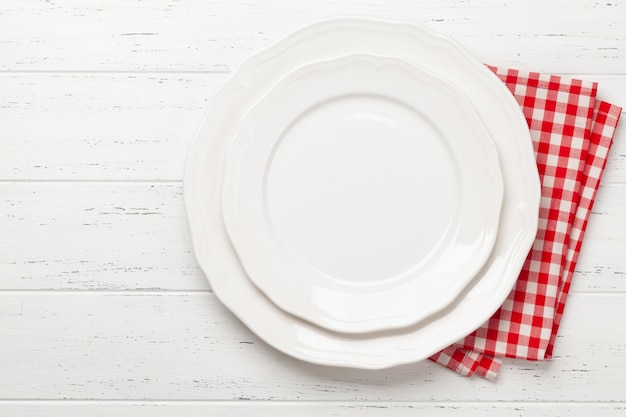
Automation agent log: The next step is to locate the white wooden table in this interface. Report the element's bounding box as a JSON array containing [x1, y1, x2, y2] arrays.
[[2, 1, 625, 415]]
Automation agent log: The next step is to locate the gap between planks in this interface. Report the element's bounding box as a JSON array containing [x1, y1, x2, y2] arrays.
[[0, 400, 624, 405]]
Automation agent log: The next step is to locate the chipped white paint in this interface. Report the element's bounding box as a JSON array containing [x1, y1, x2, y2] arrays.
[[0, 0, 624, 73], [1, 293, 626, 401], [0, 0, 625, 414]]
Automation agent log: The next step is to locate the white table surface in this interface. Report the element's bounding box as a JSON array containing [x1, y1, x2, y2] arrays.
[[1, 1, 625, 415]]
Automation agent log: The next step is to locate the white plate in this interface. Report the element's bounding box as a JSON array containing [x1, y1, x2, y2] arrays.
[[184, 18, 540, 368], [222, 54, 503, 333]]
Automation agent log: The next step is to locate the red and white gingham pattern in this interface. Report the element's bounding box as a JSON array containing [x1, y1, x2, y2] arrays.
[[430, 67, 622, 379], [547, 101, 622, 357]]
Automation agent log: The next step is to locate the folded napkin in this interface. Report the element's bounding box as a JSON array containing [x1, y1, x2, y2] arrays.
[[429, 67, 622, 380]]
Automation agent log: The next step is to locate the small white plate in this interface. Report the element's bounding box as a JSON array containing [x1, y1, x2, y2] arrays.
[[184, 18, 540, 368], [222, 54, 503, 333]]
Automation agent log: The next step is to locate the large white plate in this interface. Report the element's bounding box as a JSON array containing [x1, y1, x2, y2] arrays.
[[222, 54, 503, 334], [184, 18, 540, 368]]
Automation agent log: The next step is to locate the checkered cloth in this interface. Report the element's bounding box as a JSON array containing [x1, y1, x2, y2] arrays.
[[429, 67, 622, 380]]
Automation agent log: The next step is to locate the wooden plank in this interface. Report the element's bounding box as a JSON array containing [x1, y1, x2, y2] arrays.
[[0, 73, 219, 181], [0, 73, 624, 182], [0, 292, 625, 400], [0, 401, 624, 417], [2, 182, 625, 291], [0, 182, 208, 290], [0, 0, 624, 73]]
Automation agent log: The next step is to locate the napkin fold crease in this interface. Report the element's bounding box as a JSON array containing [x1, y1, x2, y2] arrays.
[[430, 67, 622, 380]]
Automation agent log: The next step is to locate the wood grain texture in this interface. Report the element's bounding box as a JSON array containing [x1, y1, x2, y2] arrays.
[[1, 0, 624, 73], [0, 182, 206, 290], [0, 73, 216, 181], [0, 402, 625, 417], [1, 73, 624, 181], [1, 292, 625, 401], [2, 182, 625, 291]]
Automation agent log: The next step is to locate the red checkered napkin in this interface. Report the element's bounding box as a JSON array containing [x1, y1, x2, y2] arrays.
[[430, 67, 622, 380]]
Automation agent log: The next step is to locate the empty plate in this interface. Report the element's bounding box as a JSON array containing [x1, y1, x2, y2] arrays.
[[222, 54, 503, 333]]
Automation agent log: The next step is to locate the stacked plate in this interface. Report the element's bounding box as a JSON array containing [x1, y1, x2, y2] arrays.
[[184, 18, 541, 369]]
